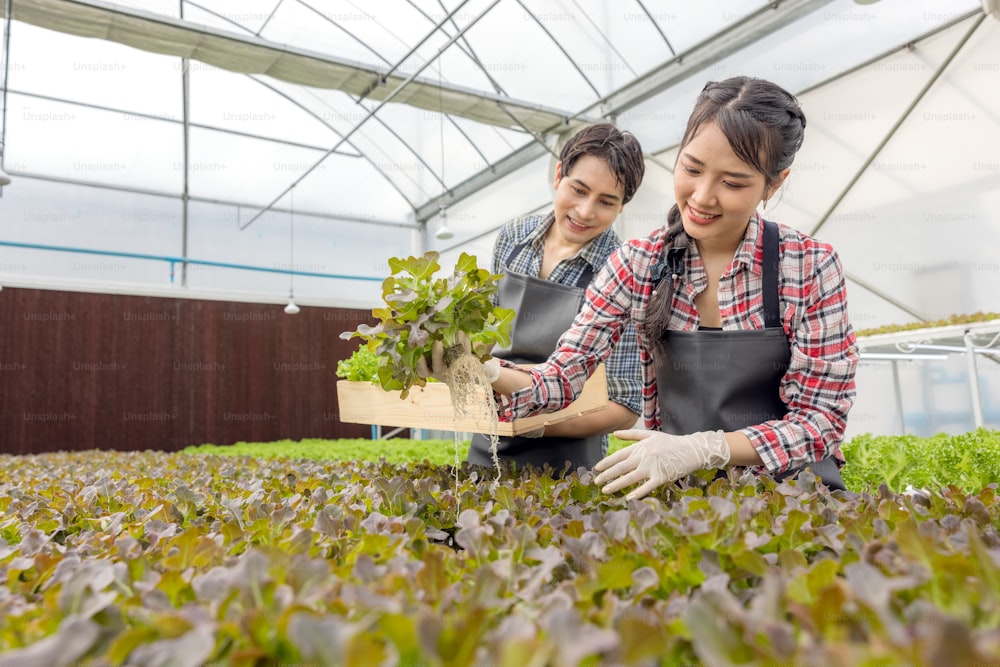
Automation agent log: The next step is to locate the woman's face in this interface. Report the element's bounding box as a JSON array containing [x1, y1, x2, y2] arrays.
[[673, 121, 783, 252], [550, 155, 625, 249]]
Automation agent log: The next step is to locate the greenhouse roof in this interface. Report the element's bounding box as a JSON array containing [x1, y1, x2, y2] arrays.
[[0, 0, 997, 324]]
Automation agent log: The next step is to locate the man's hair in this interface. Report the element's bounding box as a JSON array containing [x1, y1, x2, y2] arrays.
[[558, 123, 646, 204]]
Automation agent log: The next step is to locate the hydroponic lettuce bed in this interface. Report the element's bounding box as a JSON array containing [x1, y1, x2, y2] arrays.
[[0, 451, 998, 666]]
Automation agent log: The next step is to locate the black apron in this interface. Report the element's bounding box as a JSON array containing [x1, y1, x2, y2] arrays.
[[651, 220, 845, 490], [467, 238, 606, 474]]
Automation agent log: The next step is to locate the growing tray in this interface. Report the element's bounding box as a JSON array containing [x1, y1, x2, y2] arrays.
[[336, 364, 608, 436]]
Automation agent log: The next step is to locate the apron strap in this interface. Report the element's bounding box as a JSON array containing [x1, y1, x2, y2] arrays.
[[506, 238, 595, 289], [761, 219, 781, 329], [651, 221, 780, 327]]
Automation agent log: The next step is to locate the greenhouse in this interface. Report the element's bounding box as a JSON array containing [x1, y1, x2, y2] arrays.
[[1, 0, 999, 664]]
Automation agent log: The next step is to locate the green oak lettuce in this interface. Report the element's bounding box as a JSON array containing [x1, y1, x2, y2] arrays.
[[340, 251, 514, 397]]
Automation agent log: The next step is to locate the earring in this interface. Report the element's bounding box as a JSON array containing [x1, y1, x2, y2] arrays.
[[762, 198, 768, 211]]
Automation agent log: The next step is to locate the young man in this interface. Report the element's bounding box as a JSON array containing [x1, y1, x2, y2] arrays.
[[466, 123, 647, 474]]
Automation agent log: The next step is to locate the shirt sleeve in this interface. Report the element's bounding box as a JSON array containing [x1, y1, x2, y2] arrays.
[[741, 246, 859, 474], [603, 320, 642, 416], [505, 245, 636, 418], [489, 222, 513, 308]]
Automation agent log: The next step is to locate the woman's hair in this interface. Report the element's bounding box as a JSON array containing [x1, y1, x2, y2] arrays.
[[682, 76, 806, 189], [646, 76, 807, 338], [666, 76, 807, 240], [559, 123, 646, 205]]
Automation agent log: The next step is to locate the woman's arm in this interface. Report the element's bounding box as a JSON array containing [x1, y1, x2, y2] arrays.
[[497, 245, 637, 417], [543, 402, 639, 437], [740, 244, 859, 474], [724, 431, 764, 466], [540, 316, 643, 437], [493, 365, 532, 396]]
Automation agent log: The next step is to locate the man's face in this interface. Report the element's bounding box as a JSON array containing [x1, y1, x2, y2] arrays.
[[550, 155, 626, 249]]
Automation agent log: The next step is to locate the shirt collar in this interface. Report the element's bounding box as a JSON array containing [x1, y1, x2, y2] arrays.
[[532, 211, 623, 270], [732, 212, 766, 275], [524, 213, 554, 247]]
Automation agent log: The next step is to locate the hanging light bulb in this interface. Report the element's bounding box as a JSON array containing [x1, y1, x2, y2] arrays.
[[284, 293, 300, 315], [283, 190, 299, 314], [435, 204, 454, 240]]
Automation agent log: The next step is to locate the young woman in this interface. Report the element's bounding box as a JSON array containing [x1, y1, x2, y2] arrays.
[[492, 76, 859, 499]]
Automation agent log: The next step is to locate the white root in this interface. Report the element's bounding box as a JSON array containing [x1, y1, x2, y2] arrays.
[[445, 352, 502, 481]]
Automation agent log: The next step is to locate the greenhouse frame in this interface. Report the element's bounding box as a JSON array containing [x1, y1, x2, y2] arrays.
[[3, 2, 1000, 665], [1, 0, 998, 454]]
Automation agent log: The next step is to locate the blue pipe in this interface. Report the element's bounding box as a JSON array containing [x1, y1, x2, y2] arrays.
[[0, 240, 384, 282]]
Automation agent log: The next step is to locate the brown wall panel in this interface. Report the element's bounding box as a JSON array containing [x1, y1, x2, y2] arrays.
[[0, 287, 377, 454]]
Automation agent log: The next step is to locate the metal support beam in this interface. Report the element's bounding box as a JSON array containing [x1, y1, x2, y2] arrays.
[[415, 0, 836, 222], [809, 12, 987, 237], [179, 0, 189, 287], [891, 360, 906, 435], [844, 272, 929, 323], [586, 0, 836, 116], [239, 0, 494, 230], [3, 0, 581, 133], [415, 140, 555, 222], [964, 331, 985, 428], [5, 169, 412, 228]]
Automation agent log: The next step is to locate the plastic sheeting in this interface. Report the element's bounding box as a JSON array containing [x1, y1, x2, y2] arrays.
[[0, 0, 996, 320]]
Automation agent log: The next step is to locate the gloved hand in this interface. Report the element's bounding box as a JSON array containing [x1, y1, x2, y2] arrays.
[[592, 429, 730, 500], [482, 357, 501, 383], [415, 332, 501, 383]]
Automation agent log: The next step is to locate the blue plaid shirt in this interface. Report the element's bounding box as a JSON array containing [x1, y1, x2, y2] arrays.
[[491, 213, 642, 417]]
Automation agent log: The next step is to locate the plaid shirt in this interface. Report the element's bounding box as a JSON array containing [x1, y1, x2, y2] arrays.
[[505, 213, 859, 476], [493, 214, 642, 416]]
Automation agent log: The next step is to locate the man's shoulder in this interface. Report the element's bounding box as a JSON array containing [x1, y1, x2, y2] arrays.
[[501, 213, 548, 241], [585, 227, 623, 262]]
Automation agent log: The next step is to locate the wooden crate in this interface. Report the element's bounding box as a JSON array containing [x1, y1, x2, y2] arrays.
[[336, 364, 608, 436]]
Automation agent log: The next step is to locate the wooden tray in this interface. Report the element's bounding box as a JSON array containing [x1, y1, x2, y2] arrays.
[[336, 364, 608, 436]]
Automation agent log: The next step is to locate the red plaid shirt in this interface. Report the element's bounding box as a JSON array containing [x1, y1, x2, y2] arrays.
[[505, 214, 859, 476]]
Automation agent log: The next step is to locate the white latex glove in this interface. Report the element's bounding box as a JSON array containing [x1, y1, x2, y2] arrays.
[[415, 333, 501, 383], [592, 429, 731, 500], [483, 357, 501, 383]]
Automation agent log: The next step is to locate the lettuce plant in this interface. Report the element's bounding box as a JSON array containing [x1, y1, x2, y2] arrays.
[[341, 251, 514, 398], [335, 345, 379, 383], [3, 449, 1000, 665]]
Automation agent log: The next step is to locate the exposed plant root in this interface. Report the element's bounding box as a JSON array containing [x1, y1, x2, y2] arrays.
[[445, 350, 502, 482]]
